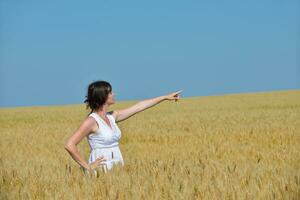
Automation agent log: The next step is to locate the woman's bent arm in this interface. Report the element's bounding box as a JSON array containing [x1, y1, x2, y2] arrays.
[[64, 118, 95, 170]]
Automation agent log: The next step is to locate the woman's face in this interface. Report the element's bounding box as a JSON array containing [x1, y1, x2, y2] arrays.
[[106, 90, 116, 105]]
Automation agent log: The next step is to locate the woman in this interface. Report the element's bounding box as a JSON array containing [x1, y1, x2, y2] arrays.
[[64, 80, 182, 174]]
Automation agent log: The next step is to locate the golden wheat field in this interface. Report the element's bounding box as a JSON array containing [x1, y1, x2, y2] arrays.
[[0, 90, 299, 200]]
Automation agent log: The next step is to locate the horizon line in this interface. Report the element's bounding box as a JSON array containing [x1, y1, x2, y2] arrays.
[[0, 88, 299, 110]]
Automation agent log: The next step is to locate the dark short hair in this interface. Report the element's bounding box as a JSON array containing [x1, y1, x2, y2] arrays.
[[84, 80, 112, 111]]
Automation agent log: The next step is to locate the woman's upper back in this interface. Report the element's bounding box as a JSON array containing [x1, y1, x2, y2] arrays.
[[86, 112, 121, 149]]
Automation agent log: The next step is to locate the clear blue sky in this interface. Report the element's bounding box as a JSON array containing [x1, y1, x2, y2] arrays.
[[0, 0, 299, 108]]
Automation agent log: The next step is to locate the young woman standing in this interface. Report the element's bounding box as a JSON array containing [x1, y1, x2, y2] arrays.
[[65, 80, 182, 174]]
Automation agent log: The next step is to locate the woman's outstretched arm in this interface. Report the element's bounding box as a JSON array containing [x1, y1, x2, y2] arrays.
[[112, 90, 182, 122]]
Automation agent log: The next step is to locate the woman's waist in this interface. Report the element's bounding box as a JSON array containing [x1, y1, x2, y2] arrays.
[[91, 145, 121, 157], [90, 142, 119, 150]]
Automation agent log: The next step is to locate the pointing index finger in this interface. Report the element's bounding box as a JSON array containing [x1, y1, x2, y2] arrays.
[[175, 90, 183, 94]]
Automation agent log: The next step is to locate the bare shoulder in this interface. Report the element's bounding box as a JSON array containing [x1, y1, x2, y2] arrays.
[[83, 116, 99, 133], [65, 117, 98, 146]]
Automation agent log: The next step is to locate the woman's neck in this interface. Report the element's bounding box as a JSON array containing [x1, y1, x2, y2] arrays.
[[94, 104, 109, 117]]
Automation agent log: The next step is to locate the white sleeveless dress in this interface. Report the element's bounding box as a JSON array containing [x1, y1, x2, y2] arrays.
[[87, 112, 124, 173]]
